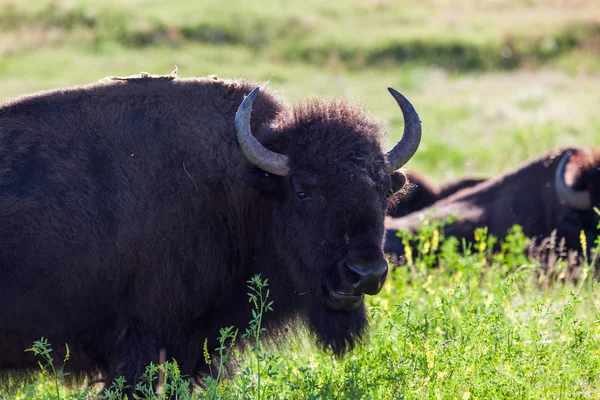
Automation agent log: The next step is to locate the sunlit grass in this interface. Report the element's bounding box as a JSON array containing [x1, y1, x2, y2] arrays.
[[0, 1, 598, 183], [11, 223, 600, 399]]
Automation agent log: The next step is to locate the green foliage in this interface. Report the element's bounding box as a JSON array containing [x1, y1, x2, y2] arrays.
[[237, 275, 277, 400], [99, 376, 127, 400], [592, 207, 600, 260], [395, 213, 457, 269], [96, 359, 191, 400], [17, 220, 600, 399], [23, 338, 68, 400], [1, 0, 598, 72], [201, 326, 238, 399], [17, 339, 93, 400], [494, 225, 531, 273]]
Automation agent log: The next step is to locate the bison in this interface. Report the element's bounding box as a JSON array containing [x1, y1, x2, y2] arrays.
[[0, 73, 422, 392], [387, 170, 485, 218], [385, 147, 600, 260]]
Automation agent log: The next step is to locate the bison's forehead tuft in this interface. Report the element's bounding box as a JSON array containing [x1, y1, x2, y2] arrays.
[[278, 100, 388, 173], [288, 99, 387, 141]]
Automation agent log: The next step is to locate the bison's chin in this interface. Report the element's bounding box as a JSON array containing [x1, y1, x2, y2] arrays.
[[305, 300, 368, 356]]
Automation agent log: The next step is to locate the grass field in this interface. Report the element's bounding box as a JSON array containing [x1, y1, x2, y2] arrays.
[[1, 0, 600, 398]]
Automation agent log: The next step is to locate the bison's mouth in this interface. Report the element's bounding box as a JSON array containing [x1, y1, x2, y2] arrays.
[[323, 283, 363, 311]]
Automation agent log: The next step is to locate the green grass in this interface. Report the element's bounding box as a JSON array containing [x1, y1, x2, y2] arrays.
[[1, 1, 599, 183], [1, 0, 598, 71], [2, 0, 600, 398], [9, 223, 600, 399], [0, 46, 598, 182]]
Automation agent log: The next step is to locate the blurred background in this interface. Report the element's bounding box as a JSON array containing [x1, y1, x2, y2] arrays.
[[0, 0, 598, 182]]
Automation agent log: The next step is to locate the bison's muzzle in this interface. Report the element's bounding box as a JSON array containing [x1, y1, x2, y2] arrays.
[[346, 259, 388, 296], [324, 253, 388, 311]]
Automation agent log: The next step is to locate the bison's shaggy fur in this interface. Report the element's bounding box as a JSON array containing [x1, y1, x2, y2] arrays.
[[0, 74, 411, 393]]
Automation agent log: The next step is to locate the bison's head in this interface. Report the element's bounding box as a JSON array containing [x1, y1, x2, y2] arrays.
[[234, 87, 420, 354], [555, 149, 600, 257]]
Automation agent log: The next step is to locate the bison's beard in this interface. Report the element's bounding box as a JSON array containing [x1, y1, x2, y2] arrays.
[[304, 300, 368, 356]]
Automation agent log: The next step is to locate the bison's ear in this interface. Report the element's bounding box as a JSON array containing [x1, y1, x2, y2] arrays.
[[237, 168, 280, 197], [390, 170, 408, 193]]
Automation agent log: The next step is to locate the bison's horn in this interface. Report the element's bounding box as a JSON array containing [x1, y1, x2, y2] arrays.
[[385, 88, 422, 174], [555, 151, 591, 211], [235, 87, 290, 176]]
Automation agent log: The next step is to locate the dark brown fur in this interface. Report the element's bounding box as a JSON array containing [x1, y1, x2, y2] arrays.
[[0, 75, 406, 393], [385, 148, 600, 259]]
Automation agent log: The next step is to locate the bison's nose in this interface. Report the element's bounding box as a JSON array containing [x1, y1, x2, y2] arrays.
[[346, 258, 388, 295]]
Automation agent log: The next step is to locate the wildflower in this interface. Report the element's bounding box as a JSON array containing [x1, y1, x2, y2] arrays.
[[403, 237, 413, 264], [580, 230, 587, 256], [432, 228, 439, 251], [229, 328, 238, 352], [203, 338, 211, 365], [422, 239, 431, 255]]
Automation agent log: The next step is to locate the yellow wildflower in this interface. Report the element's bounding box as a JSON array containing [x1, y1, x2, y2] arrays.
[[402, 237, 413, 264], [203, 338, 211, 365], [580, 230, 587, 256], [432, 228, 439, 251]]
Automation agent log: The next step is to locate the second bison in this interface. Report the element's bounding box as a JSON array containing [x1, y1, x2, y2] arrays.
[[385, 148, 600, 260], [387, 170, 485, 218]]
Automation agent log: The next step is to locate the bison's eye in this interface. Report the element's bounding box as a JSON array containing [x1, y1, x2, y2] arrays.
[[294, 185, 312, 201], [296, 191, 309, 200], [291, 177, 314, 201]]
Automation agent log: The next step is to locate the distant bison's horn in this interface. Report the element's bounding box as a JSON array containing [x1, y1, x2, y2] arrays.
[[235, 87, 290, 176], [385, 88, 422, 174], [555, 151, 591, 211]]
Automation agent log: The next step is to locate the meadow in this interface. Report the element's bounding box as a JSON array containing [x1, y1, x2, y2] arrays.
[[1, 0, 600, 398]]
